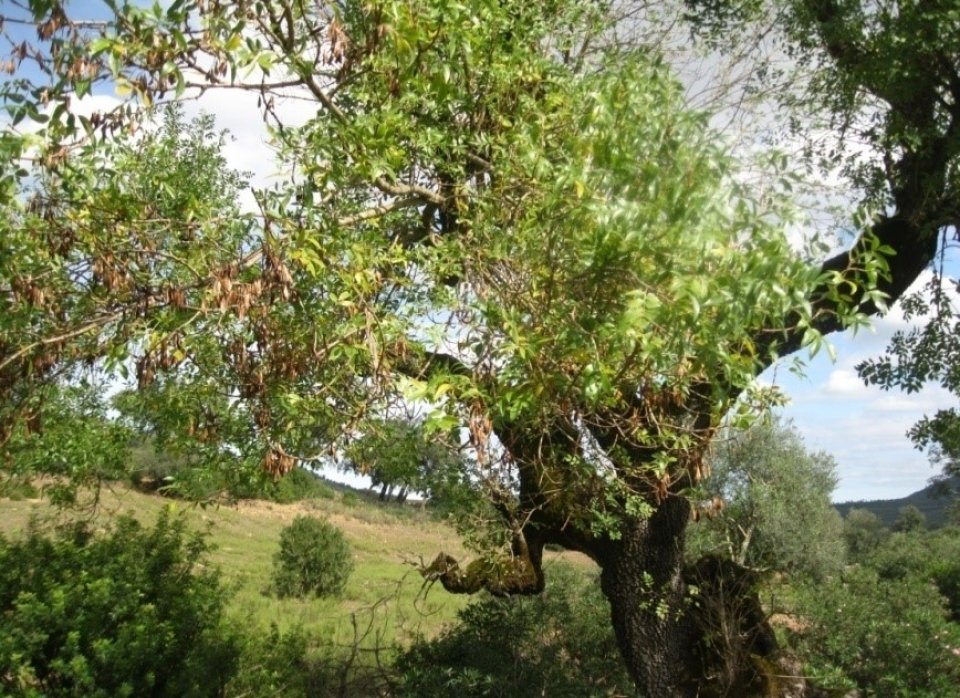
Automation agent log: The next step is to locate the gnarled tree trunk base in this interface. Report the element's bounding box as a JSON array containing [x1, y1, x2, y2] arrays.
[[420, 500, 830, 697]]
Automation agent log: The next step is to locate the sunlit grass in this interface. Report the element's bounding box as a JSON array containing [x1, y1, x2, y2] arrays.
[[0, 480, 599, 696], [0, 483, 470, 646]]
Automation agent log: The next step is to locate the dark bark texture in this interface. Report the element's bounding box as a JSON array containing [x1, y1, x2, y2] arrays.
[[598, 497, 699, 697]]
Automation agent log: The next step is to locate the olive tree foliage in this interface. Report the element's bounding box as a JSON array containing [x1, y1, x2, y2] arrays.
[[891, 503, 927, 533], [689, 419, 845, 580], [842, 507, 889, 560], [2, 1, 960, 696]]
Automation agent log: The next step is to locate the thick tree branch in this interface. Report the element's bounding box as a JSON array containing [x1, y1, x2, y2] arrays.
[[764, 214, 940, 363], [761, 1, 960, 366]]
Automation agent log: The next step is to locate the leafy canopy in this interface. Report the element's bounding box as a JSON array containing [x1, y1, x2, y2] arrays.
[[0, 0, 835, 547], [690, 419, 845, 580]]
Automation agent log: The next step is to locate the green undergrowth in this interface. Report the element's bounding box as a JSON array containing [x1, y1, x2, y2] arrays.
[[0, 480, 602, 696], [0, 483, 477, 695]]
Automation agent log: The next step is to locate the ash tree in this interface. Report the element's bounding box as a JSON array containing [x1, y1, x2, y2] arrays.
[[1, 1, 959, 696]]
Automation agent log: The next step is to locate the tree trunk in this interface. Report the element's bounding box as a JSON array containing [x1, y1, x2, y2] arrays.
[[596, 497, 788, 698], [423, 490, 791, 696], [598, 496, 700, 698]]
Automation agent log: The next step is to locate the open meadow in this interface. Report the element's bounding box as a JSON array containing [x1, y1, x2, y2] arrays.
[[0, 482, 599, 696]]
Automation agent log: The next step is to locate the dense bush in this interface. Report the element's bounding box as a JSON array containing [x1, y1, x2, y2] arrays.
[[842, 507, 890, 561], [864, 530, 960, 622], [225, 624, 332, 697], [270, 467, 336, 504], [0, 509, 239, 697], [272, 516, 353, 599], [395, 564, 633, 697], [790, 566, 960, 697], [892, 504, 927, 532], [690, 420, 845, 581]]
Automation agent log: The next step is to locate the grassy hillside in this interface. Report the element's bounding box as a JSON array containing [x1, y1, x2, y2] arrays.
[[0, 481, 595, 691], [835, 475, 959, 528], [0, 485, 469, 642]]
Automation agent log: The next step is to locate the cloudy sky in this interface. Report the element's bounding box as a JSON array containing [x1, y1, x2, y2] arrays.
[[765, 292, 956, 502]]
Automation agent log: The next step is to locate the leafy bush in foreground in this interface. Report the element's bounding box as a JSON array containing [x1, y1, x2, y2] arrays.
[[226, 624, 331, 697], [272, 516, 353, 599], [790, 566, 960, 698], [0, 509, 239, 697], [863, 529, 960, 622], [395, 563, 633, 697]]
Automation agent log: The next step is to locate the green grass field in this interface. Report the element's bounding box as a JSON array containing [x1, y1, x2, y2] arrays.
[[0, 481, 597, 695], [0, 484, 470, 642]]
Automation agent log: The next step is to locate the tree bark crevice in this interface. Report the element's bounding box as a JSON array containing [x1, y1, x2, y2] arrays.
[[597, 496, 700, 698]]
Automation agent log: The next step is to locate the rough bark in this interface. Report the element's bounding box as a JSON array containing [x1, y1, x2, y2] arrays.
[[597, 496, 700, 698], [420, 493, 818, 697], [596, 505, 794, 697]]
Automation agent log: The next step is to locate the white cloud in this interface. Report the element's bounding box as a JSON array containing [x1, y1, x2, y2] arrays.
[[179, 88, 315, 203], [771, 308, 957, 501], [822, 369, 867, 397]]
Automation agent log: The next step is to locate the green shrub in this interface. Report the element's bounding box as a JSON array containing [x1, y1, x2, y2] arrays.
[[271, 467, 336, 504], [395, 564, 633, 697], [0, 476, 39, 500], [226, 624, 332, 697], [931, 557, 960, 623], [272, 516, 353, 599], [842, 507, 890, 561], [0, 509, 240, 697], [790, 566, 960, 697], [340, 491, 360, 506], [864, 530, 960, 622]]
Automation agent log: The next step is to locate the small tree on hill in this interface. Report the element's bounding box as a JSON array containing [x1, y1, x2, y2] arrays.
[[892, 504, 927, 533], [345, 419, 466, 505], [843, 508, 889, 560]]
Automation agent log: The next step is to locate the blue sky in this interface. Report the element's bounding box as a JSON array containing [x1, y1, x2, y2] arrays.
[[765, 287, 957, 502]]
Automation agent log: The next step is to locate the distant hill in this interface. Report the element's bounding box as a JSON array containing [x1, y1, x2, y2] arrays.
[[835, 476, 959, 529]]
